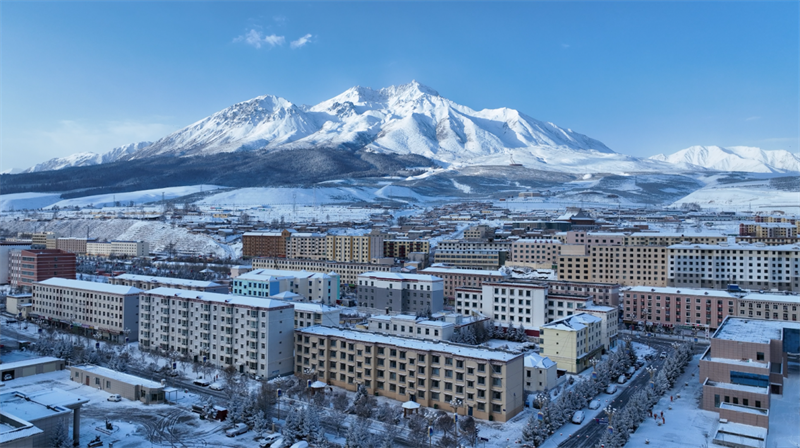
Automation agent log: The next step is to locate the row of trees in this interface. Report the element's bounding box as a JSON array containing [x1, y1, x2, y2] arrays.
[[521, 340, 638, 447], [450, 320, 530, 345], [598, 342, 694, 448]]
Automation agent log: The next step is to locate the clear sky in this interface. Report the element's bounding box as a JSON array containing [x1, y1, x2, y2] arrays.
[[2, 1, 798, 172]]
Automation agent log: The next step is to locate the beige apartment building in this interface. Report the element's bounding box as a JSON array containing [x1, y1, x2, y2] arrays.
[[139, 287, 295, 378], [326, 234, 385, 263], [735, 292, 799, 322], [295, 326, 525, 422], [433, 249, 507, 270], [623, 286, 738, 330], [667, 242, 800, 292], [699, 317, 800, 429], [558, 245, 668, 287], [31, 278, 142, 342], [384, 239, 430, 258], [548, 280, 620, 307], [56, 237, 96, 255], [539, 312, 603, 374], [523, 353, 558, 393], [252, 257, 399, 286], [509, 239, 561, 268], [419, 267, 508, 301], [286, 233, 328, 260]]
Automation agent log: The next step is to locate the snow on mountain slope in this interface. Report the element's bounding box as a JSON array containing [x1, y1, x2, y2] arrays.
[[23, 141, 153, 173], [650, 145, 800, 173], [122, 81, 671, 173]]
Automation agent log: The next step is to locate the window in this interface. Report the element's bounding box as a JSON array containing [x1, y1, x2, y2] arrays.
[[756, 352, 765, 361]]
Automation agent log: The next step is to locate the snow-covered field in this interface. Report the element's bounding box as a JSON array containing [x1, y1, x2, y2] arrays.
[[671, 181, 800, 213], [0, 192, 64, 211]]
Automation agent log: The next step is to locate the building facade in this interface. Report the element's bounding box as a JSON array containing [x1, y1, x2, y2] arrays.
[[242, 230, 292, 258], [252, 257, 399, 286], [357, 272, 444, 315], [9, 249, 76, 289], [31, 278, 141, 342], [419, 267, 509, 302], [1, 241, 31, 285], [539, 312, 603, 374], [285, 233, 328, 260], [232, 268, 340, 304], [384, 240, 430, 259], [295, 326, 525, 422], [509, 239, 561, 267], [433, 249, 507, 270], [139, 288, 295, 378], [622, 286, 738, 330]]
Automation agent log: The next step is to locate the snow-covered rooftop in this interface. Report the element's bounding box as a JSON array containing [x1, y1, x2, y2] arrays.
[[37, 278, 142, 296], [359, 272, 442, 282], [542, 312, 602, 332], [713, 317, 800, 345], [627, 285, 735, 298], [113, 273, 222, 288], [298, 326, 520, 362], [0, 357, 63, 372], [70, 365, 164, 389], [145, 287, 293, 310], [668, 242, 800, 251], [524, 353, 556, 369], [420, 267, 508, 276], [238, 268, 336, 281], [740, 292, 800, 304]]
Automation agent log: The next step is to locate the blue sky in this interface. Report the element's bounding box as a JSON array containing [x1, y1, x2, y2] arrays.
[[2, 1, 798, 171]]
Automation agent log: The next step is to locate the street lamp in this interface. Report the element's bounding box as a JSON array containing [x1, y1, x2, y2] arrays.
[[646, 366, 657, 389], [449, 397, 463, 436], [605, 406, 617, 435], [590, 358, 600, 381]]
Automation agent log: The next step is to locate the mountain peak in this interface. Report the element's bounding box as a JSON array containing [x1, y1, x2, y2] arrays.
[[650, 145, 800, 173]]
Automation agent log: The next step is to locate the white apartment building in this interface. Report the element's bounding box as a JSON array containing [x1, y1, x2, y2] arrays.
[[454, 282, 548, 336], [110, 274, 228, 293], [668, 242, 800, 292], [523, 353, 558, 392], [366, 314, 455, 341], [326, 234, 385, 263], [111, 240, 149, 257], [232, 268, 340, 304], [31, 278, 142, 342], [581, 305, 619, 351], [139, 287, 295, 378], [288, 300, 341, 329], [539, 312, 604, 373]]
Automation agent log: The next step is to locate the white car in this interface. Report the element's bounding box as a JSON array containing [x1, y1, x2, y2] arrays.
[[571, 410, 585, 424], [107, 394, 122, 402], [660, 351, 667, 359], [605, 384, 618, 394], [225, 423, 248, 438], [258, 433, 282, 448], [193, 378, 211, 387], [588, 400, 601, 410], [209, 382, 225, 391]]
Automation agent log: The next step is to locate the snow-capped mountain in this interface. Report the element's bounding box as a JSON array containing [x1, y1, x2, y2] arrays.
[[23, 141, 153, 173], [126, 81, 669, 173], [649, 145, 800, 173]]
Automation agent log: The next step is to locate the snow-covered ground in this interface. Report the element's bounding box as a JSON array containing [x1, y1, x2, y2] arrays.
[[671, 181, 800, 213], [0, 185, 222, 211], [0, 192, 64, 211]]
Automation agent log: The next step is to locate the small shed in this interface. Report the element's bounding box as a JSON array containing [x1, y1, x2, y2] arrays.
[[402, 401, 421, 418], [68, 365, 165, 404]]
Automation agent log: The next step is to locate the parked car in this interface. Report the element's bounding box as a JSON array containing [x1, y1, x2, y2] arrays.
[[627, 366, 636, 375], [605, 384, 618, 394], [193, 378, 211, 387], [225, 423, 248, 438], [618, 374, 627, 384], [588, 400, 601, 410], [571, 410, 585, 424], [107, 394, 122, 402], [209, 382, 225, 391], [258, 433, 282, 448], [290, 442, 309, 448], [660, 351, 667, 359]]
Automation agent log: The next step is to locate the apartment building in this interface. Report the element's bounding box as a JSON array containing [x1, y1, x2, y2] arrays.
[[739, 222, 797, 239], [437, 239, 511, 253], [139, 288, 295, 378], [232, 268, 339, 303], [523, 353, 558, 393], [463, 225, 494, 239], [548, 280, 620, 307], [86, 242, 112, 256], [623, 286, 737, 330], [546, 293, 592, 323], [509, 239, 561, 267], [366, 314, 455, 341], [290, 301, 341, 328], [242, 230, 292, 258], [357, 272, 444, 315], [384, 240, 430, 259], [9, 249, 76, 289], [31, 278, 141, 342], [735, 292, 799, 322], [1, 241, 31, 284], [286, 233, 328, 260], [111, 240, 150, 257], [539, 312, 603, 373], [582, 305, 619, 351], [700, 317, 800, 428], [326, 234, 385, 263], [419, 267, 508, 301], [558, 245, 668, 287], [295, 326, 525, 422], [56, 237, 96, 255], [668, 242, 800, 292], [31, 232, 56, 249], [455, 282, 548, 336], [252, 257, 399, 286], [559, 230, 727, 247], [433, 249, 507, 270], [110, 274, 228, 293]]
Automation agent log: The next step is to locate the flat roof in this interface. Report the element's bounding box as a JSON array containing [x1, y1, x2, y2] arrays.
[[237, 268, 336, 281], [713, 317, 800, 345], [420, 267, 507, 276], [70, 365, 163, 389], [705, 379, 769, 395], [668, 243, 800, 251], [0, 357, 62, 371], [542, 312, 602, 332], [359, 272, 442, 282], [740, 292, 800, 304], [627, 286, 735, 298], [113, 274, 222, 288], [36, 278, 142, 296], [298, 326, 520, 362], [146, 287, 293, 310]]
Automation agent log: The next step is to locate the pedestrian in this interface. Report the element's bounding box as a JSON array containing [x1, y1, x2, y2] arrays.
[[660, 411, 663, 419], [670, 395, 673, 402], [662, 416, 666, 424]]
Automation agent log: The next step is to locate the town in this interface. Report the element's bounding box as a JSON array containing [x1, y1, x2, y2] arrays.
[[1, 199, 797, 448]]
